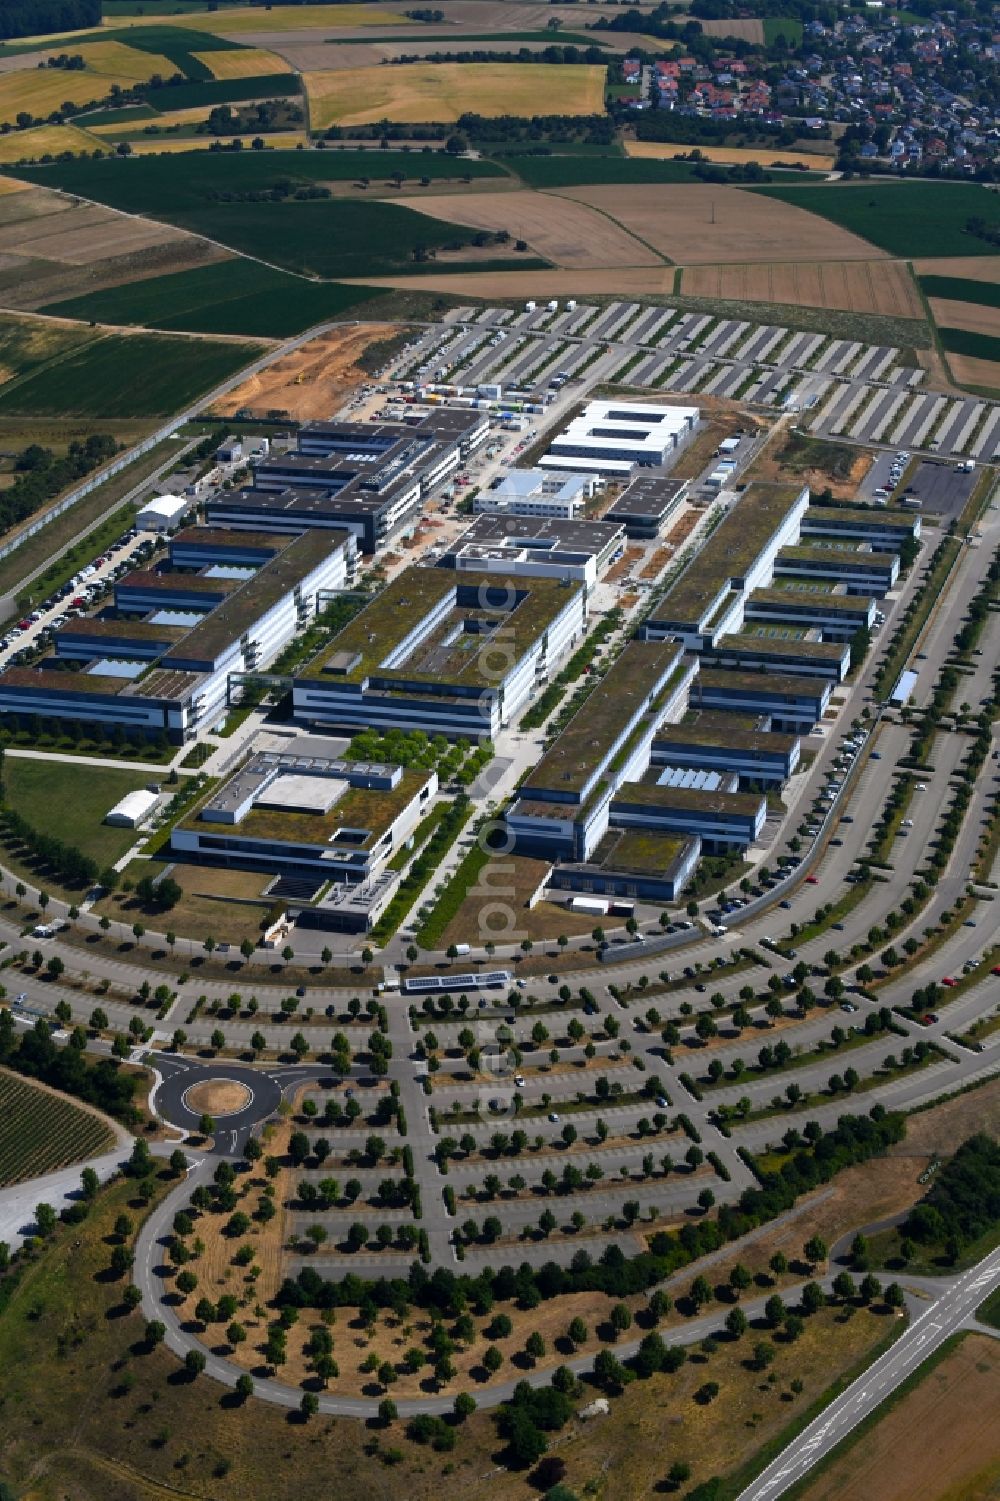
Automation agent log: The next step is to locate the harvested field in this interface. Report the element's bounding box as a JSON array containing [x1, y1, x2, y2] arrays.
[[554, 183, 884, 265], [0, 124, 100, 162], [929, 297, 1000, 339], [0, 239, 230, 313], [625, 139, 835, 171], [401, 187, 660, 269], [681, 258, 923, 318], [128, 132, 308, 154], [51, 38, 177, 82], [115, 4, 411, 31], [0, 47, 174, 123], [796, 1334, 1000, 1501], [192, 45, 294, 78], [209, 322, 398, 421], [0, 200, 187, 265], [698, 16, 764, 41], [946, 352, 1000, 393], [87, 103, 217, 133], [0, 176, 29, 196], [913, 255, 1000, 282], [304, 61, 606, 127]]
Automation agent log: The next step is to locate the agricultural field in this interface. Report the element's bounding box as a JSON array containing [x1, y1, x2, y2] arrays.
[[354, 263, 679, 298], [913, 255, 1000, 283], [797, 1334, 1000, 1501], [929, 298, 1000, 341], [0, 122, 102, 161], [402, 187, 661, 269], [0, 41, 178, 124], [753, 180, 1000, 258], [192, 45, 293, 78], [120, 3, 415, 31], [938, 326, 1000, 363], [625, 139, 836, 171], [682, 259, 924, 319], [41, 257, 379, 338], [509, 153, 703, 189], [920, 274, 1000, 307], [0, 323, 261, 418], [0, 310, 96, 387], [698, 16, 765, 41], [303, 61, 606, 128], [943, 351, 1000, 393], [7, 152, 514, 280], [129, 131, 307, 153], [0, 1070, 116, 1188], [554, 182, 884, 265], [0, 191, 190, 271]]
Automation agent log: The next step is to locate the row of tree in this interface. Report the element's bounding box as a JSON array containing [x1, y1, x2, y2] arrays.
[[0, 1011, 140, 1125], [0, 0, 99, 41], [0, 435, 117, 541]]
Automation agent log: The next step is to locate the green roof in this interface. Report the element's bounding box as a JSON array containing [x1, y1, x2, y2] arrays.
[[162, 529, 348, 666], [695, 666, 829, 699], [614, 778, 765, 816], [592, 827, 693, 877], [180, 766, 432, 848], [524, 640, 685, 799], [713, 634, 849, 661], [650, 482, 806, 628], [297, 567, 580, 692], [803, 506, 917, 531], [656, 715, 798, 754], [749, 587, 873, 614], [778, 545, 898, 567]]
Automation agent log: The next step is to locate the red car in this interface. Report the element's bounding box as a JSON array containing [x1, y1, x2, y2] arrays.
[[941, 977, 956, 987], [805, 875, 819, 885], [992, 966, 1000, 977]]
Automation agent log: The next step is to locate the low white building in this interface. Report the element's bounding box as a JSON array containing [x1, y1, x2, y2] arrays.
[[540, 399, 700, 477], [105, 788, 160, 828], [137, 493, 189, 532], [475, 468, 598, 519]]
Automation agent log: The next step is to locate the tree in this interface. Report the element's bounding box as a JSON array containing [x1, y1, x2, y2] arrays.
[[300, 1392, 319, 1421], [726, 1306, 748, 1339], [454, 1391, 476, 1421], [145, 1319, 165, 1347], [667, 1461, 692, 1487], [236, 1373, 254, 1402], [185, 1349, 206, 1379], [34, 1202, 56, 1237], [483, 1345, 503, 1373], [378, 1397, 398, 1425], [80, 1166, 99, 1200], [764, 1294, 786, 1329], [804, 1235, 828, 1266], [567, 1316, 587, 1347], [610, 1303, 632, 1337]]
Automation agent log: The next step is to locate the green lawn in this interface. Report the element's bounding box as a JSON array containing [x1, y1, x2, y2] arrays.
[[751, 181, 1000, 258], [43, 261, 382, 338], [938, 326, 1000, 362], [2, 757, 158, 873], [763, 16, 803, 45], [0, 331, 261, 418], [919, 274, 1000, 309]]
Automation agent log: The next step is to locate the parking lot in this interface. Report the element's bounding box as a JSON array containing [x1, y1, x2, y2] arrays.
[[899, 458, 978, 520]]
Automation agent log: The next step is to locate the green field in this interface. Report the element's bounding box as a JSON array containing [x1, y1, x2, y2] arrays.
[[0, 1071, 115, 1188], [133, 73, 301, 110], [763, 16, 803, 45], [920, 274, 1000, 309], [508, 153, 702, 188], [752, 181, 1000, 258], [10, 152, 509, 279], [2, 758, 154, 872], [939, 326, 1000, 362], [43, 260, 382, 337], [0, 330, 260, 418]]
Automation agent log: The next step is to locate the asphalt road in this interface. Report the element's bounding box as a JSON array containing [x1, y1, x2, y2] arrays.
[[735, 1243, 1000, 1501]]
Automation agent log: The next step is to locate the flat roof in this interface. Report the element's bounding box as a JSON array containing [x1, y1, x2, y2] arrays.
[[778, 545, 898, 567], [650, 482, 806, 627], [0, 666, 128, 696], [694, 667, 830, 699], [615, 776, 765, 816], [58, 618, 188, 642], [606, 474, 688, 520], [118, 570, 238, 596], [448, 513, 623, 556], [180, 764, 431, 848], [714, 633, 849, 661], [525, 640, 685, 798], [162, 529, 348, 666], [803, 505, 918, 530], [591, 827, 694, 877], [656, 714, 799, 754], [749, 586, 874, 614], [298, 566, 580, 690], [171, 526, 288, 553]]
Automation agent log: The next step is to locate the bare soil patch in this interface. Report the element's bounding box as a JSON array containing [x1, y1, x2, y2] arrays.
[[796, 1333, 1000, 1501], [554, 183, 885, 265], [1, 240, 230, 312], [930, 297, 1000, 339], [682, 258, 922, 317], [210, 323, 398, 421], [402, 188, 660, 270], [0, 202, 186, 266], [184, 1078, 252, 1116]]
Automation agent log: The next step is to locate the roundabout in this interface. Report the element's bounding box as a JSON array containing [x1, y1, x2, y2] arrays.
[[153, 1057, 285, 1154]]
